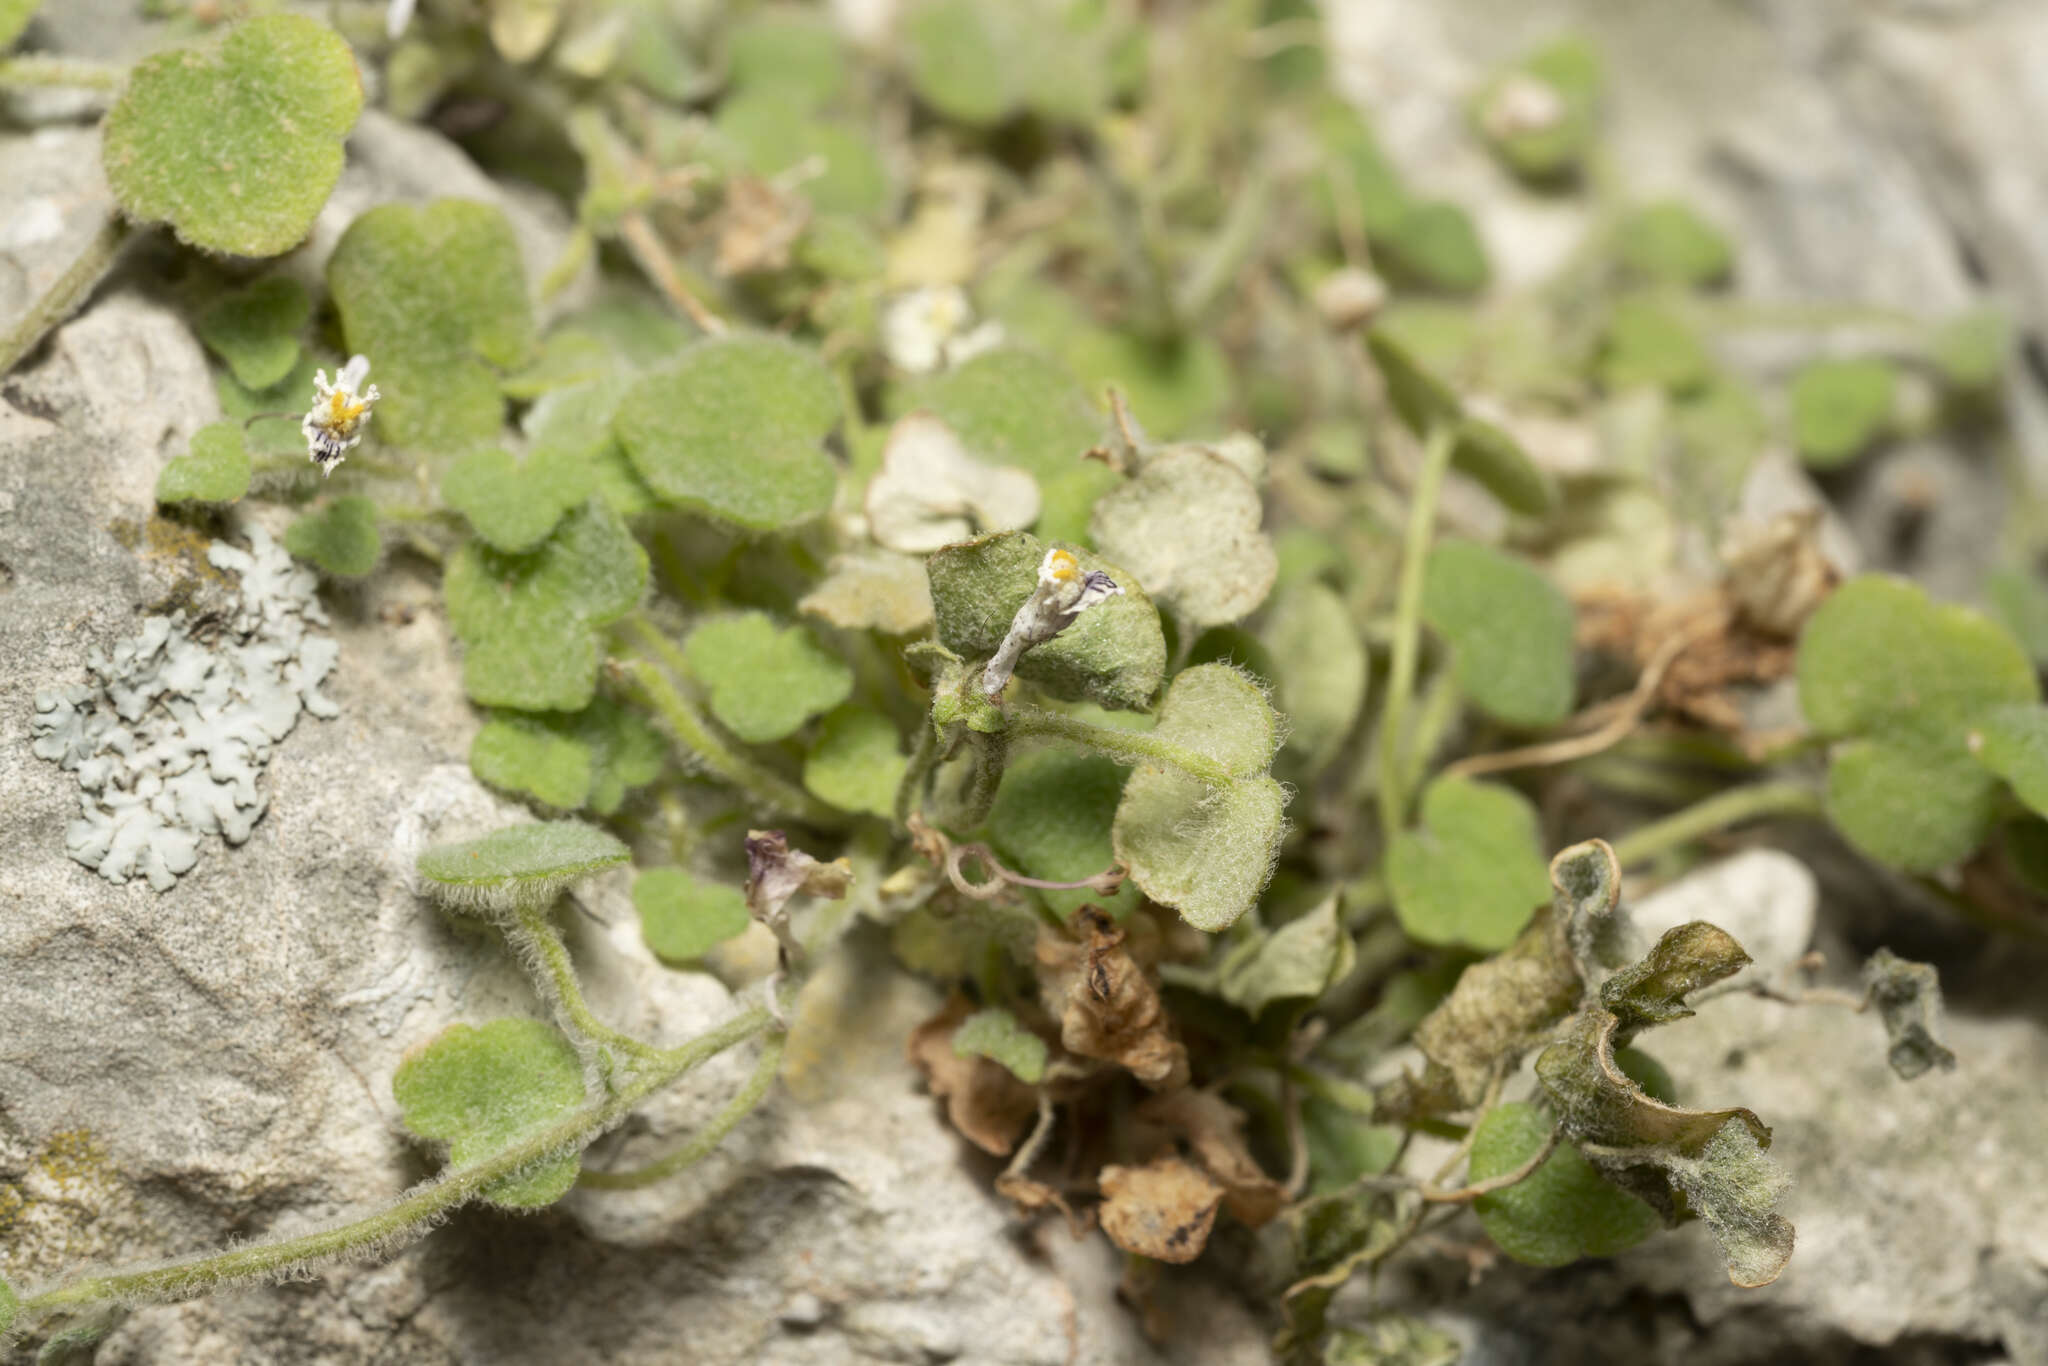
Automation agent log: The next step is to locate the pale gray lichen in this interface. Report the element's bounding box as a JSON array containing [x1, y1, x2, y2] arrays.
[[30, 526, 339, 891]]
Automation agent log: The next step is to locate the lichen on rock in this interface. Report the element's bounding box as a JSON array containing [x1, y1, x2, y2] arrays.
[[30, 524, 339, 891]]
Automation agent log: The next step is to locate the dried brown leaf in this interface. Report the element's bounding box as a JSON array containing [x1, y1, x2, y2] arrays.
[[715, 176, 810, 277], [907, 994, 1039, 1156], [1097, 1155, 1225, 1264], [1136, 1088, 1284, 1228], [1037, 908, 1190, 1090]]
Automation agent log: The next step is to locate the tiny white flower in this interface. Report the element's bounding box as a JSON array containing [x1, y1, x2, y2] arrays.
[[883, 285, 984, 374], [981, 548, 1123, 700], [302, 354, 380, 477]]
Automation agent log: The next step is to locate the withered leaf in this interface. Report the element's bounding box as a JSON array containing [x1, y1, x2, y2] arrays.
[[907, 994, 1039, 1156], [1276, 1187, 1416, 1354], [1136, 1089, 1285, 1228], [1862, 947, 1958, 1080], [1097, 1155, 1225, 1265], [1600, 920, 1751, 1030], [1037, 909, 1190, 1090]]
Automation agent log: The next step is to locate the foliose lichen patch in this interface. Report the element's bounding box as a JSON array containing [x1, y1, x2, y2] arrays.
[[30, 525, 339, 891]]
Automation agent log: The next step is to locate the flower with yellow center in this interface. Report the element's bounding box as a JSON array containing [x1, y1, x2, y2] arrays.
[[302, 355, 380, 477]]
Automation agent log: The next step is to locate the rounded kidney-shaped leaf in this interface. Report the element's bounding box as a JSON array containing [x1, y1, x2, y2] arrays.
[[633, 867, 751, 963], [683, 613, 854, 744], [804, 705, 909, 819], [415, 820, 630, 915], [1089, 448, 1277, 630], [393, 1017, 585, 1208], [156, 422, 252, 506], [1389, 776, 1550, 950], [102, 15, 362, 256], [1470, 1102, 1658, 1267], [1422, 540, 1575, 729], [197, 276, 309, 389], [988, 747, 1140, 921], [283, 496, 380, 578]]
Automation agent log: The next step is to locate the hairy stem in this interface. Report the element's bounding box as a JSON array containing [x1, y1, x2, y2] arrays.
[[1606, 779, 1826, 868], [0, 56, 125, 91], [0, 217, 131, 378], [893, 722, 938, 824], [617, 615, 842, 826], [506, 904, 662, 1064], [1008, 705, 1233, 786], [1377, 423, 1457, 843], [11, 1007, 770, 1334], [578, 1031, 785, 1190]]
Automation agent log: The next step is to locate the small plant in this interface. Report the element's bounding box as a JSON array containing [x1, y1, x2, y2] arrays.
[[6, 2, 2030, 1361]]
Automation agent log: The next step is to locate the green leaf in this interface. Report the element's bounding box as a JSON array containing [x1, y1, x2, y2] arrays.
[[1422, 540, 1575, 729], [987, 747, 1140, 920], [1861, 947, 1957, 1080], [1325, 1313, 1462, 1366], [1217, 898, 1349, 1017], [392, 1017, 585, 1208], [1388, 776, 1549, 950], [615, 335, 841, 530], [156, 421, 252, 505], [1301, 1098, 1401, 1194], [902, 0, 1115, 127], [681, 612, 854, 744], [906, 348, 1116, 543], [1599, 920, 1750, 1030], [0, 0, 36, 49], [1379, 200, 1490, 295], [444, 498, 648, 712], [328, 199, 534, 452], [951, 1006, 1049, 1084], [1790, 357, 1896, 468], [1311, 96, 1411, 240], [415, 819, 630, 917], [1469, 1101, 1658, 1267], [283, 495, 380, 578], [471, 698, 664, 814], [713, 91, 890, 219], [1799, 575, 2038, 871], [927, 530, 1166, 711], [1111, 664, 1288, 932], [1088, 448, 1277, 629], [443, 445, 597, 553], [1365, 330, 1555, 515], [1471, 37, 1601, 183], [101, 15, 362, 256], [525, 376, 658, 522], [1262, 580, 1367, 774], [1930, 307, 2008, 395], [725, 6, 846, 110], [633, 867, 751, 962], [803, 705, 908, 819], [1971, 703, 2048, 819], [195, 276, 309, 389], [1985, 568, 2048, 667], [1616, 200, 1733, 288], [1598, 296, 1711, 394]]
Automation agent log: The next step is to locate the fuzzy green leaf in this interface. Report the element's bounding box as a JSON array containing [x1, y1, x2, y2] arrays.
[[682, 612, 854, 744], [1111, 665, 1287, 932], [1600, 921, 1750, 1030], [725, 6, 846, 110], [987, 747, 1140, 920], [525, 376, 658, 522], [1263, 580, 1367, 773], [1089, 448, 1277, 629], [283, 495, 380, 578], [444, 498, 649, 712], [0, 0, 36, 48], [1389, 776, 1549, 951], [195, 276, 309, 389], [901, 0, 1116, 128], [101, 15, 362, 256], [1931, 308, 2008, 395], [1422, 540, 1575, 729], [927, 530, 1166, 712], [416, 820, 629, 920], [713, 91, 890, 219], [1217, 898, 1349, 1017], [471, 698, 664, 814], [1790, 357, 1896, 468], [907, 348, 1116, 543], [1469, 1102, 1658, 1267], [156, 422, 252, 505], [443, 446, 597, 554], [1365, 330, 1554, 515], [1973, 704, 2048, 819], [951, 1006, 1048, 1084], [1599, 296, 1711, 394], [1616, 201, 1733, 288], [1380, 201, 1489, 294], [803, 705, 908, 818], [328, 199, 534, 452], [634, 867, 751, 963], [1799, 575, 2038, 871], [392, 1017, 584, 1208], [615, 335, 841, 530]]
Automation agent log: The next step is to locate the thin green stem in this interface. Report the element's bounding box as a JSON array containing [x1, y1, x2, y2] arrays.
[[578, 1031, 785, 1190], [1606, 779, 1825, 869], [617, 615, 843, 826], [1377, 424, 1457, 844], [0, 56, 125, 91], [507, 905, 662, 1064], [11, 1007, 770, 1333], [1008, 705, 1233, 786], [0, 217, 131, 378], [1399, 661, 1462, 799]]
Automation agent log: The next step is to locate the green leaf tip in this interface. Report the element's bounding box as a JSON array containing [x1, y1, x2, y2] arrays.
[[634, 867, 750, 963], [283, 495, 380, 578], [443, 446, 596, 554], [102, 15, 362, 256], [1364, 330, 1555, 515], [683, 612, 855, 744], [393, 1017, 584, 1208], [445, 498, 648, 712], [470, 698, 664, 814], [156, 422, 252, 506], [415, 820, 629, 915], [615, 335, 841, 530], [1389, 776, 1549, 951], [951, 1006, 1048, 1084]]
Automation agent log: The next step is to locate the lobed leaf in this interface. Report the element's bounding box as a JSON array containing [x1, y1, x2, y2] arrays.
[[156, 422, 252, 506], [470, 698, 664, 814], [951, 1006, 1049, 1084], [1469, 1101, 1658, 1267], [1973, 703, 2048, 819], [987, 747, 1140, 920], [1088, 448, 1277, 629], [416, 820, 629, 921], [1388, 776, 1550, 951], [1422, 540, 1575, 729], [803, 705, 909, 819], [392, 1017, 585, 1208], [102, 15, 362, 256], [1790, 357, 1895, 468], [633, 867, 751, 963], [615, 335, 841, 530], [443, 446, 598, 554], [283, 496, 380, 578], [682, 612, 854, 744], [195, 276, 309, 389], [328, 199, 534, 451]]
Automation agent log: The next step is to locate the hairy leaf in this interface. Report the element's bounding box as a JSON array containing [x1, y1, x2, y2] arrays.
[[682, 613, 853, 744], [283, 495, 380, 578], [1470, 1101, 1658, 1267], [415, 820, 629, 915], [988, 747, 1140, 920], [470, 698, 664, 814], [1599, 296, 1711, 394], [801, 705, 908, 819], [1389, 776, 1549, 950], [1263, 579, 1368, 774], [1862, 947, 1957, 1080], [1422, 540, 1575, 728], [156, 422, 251, 505], [952, 1006, 1049, 1084], [195, 276, 309, 389], [634, 867, 751, 963], [1791, 357, 1895, 468], [1616, 200, 1733, 288], [393, 1017, 584, 1208], [1089, 448, 1277, 629], [1216, 897, 1350, 1017], [443, 446, 597, 554]]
